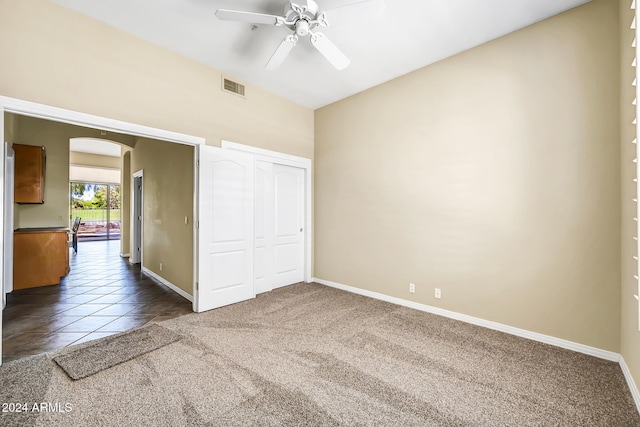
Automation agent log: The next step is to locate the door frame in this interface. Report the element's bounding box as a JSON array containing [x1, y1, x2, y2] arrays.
[[130, 170, 144, 264], [3, 143, 14, 299], [0, 96, 205, 364], [221, 140, 313, 284]]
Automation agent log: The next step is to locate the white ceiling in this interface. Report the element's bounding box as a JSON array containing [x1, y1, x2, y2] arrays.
[[52, 0, 590, 109], [70, 138, 122, 157]]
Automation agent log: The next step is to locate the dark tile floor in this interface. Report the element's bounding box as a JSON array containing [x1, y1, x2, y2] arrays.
[[3, 239, 193, 362]]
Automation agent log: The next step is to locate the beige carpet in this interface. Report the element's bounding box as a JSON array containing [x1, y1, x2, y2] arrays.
[[0, 282, 638, 426]]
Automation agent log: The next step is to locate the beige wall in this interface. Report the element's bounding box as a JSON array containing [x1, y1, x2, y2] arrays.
[[0, 0, 314, 159], [131, 138, 194, 295], [69, 151, 121, 169], [620, 0, 640, 398], [315, 0, 621, 351], [4, 112, 17, 143]]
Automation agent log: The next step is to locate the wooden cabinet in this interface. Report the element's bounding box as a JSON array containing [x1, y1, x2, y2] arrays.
[[13, 228, 69, 290], [14, 143, 45, 204]]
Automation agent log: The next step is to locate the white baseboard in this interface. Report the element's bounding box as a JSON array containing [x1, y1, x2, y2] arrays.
[[120, 253, 130, 258], [620, 356, 640, 414], [142, 266, 193, 302], [312, 277, 620, 362]]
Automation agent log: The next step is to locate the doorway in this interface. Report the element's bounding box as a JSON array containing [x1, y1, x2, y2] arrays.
[[0, 96, 204, 366], [131, 171, 143, 264]]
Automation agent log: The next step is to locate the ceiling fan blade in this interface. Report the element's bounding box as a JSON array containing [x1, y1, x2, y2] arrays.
[[215, 9, 284, 26], [266, 35, 298, 70], [310, 32, 350, 70], [322, 0, 385, 27]]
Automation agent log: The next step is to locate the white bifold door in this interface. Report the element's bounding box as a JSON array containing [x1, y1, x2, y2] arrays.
[[197, 145, 307, 312], [198, 146, 255, 312], [255, 162, 305, 294], [272, 164, 305, 288]]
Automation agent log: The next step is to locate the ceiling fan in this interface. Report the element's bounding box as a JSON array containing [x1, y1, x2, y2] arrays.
[[215, 0, 382, 71]]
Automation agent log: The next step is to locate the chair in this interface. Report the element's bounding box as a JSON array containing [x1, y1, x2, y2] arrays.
[[70, 217, 81, 253]]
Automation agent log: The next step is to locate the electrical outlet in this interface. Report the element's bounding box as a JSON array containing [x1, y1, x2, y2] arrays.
[[159, 263, 163, 271], [409, 283, 415, 293], [435, 288, 441, 299]]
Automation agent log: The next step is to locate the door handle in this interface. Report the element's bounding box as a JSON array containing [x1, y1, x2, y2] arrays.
[[300, 228, 303, 232]]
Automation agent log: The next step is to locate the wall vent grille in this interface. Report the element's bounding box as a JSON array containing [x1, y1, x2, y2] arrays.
[[222, 78, 245, 97]]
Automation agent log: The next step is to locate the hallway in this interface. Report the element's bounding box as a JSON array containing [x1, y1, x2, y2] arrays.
[[2, 240, 192, 363]]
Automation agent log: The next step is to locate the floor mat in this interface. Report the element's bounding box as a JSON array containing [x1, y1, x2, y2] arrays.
[[53, 324, 180, 380]]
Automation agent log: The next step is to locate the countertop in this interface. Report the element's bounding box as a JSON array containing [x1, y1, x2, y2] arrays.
[[15, 227, 70, 233]]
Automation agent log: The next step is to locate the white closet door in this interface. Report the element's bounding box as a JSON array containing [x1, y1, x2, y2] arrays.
[[273, 164, 305, 288], [254, 160, 274, 294], [197, 145, 255, 312]]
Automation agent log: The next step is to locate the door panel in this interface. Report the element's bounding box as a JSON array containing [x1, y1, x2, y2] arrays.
[[198, 145, 254, 312], [275, 243, 300, 274], [273, 164, 305, 288], [276, 172, 300, 237], [255, 161, 274, 294]]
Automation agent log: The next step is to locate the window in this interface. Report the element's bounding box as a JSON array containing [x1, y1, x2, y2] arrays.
[[70, 182, 121, 241]]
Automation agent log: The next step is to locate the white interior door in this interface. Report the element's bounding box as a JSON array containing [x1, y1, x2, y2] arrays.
[[255, 161, 274, 294], [197, 145, 255, 312], [273, 164, 305, 288]]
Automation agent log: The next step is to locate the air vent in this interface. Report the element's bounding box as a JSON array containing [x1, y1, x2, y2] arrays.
[[222, 77, 245, 97]]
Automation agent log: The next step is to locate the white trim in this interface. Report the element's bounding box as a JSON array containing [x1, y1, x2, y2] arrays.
[[0, 96, 204, 146], [312, 277, 620, 362], [222, 140, 308, 164], [120, 253, 130, 258], [222, 140, 313, 283], [635, 0, 640, 332], [622, 356, 640, 412], [192, 148, 200, 312], [620, 356, 640, 414], [142, 266, 193, 303]]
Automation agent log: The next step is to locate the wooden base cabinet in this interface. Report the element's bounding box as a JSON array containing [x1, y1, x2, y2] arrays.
[[13, 228, 69, 290]]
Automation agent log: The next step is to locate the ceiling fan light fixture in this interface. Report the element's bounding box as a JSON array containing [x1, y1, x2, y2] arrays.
[[215, 0, 379, 70], [296, 19, 310, 36]]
